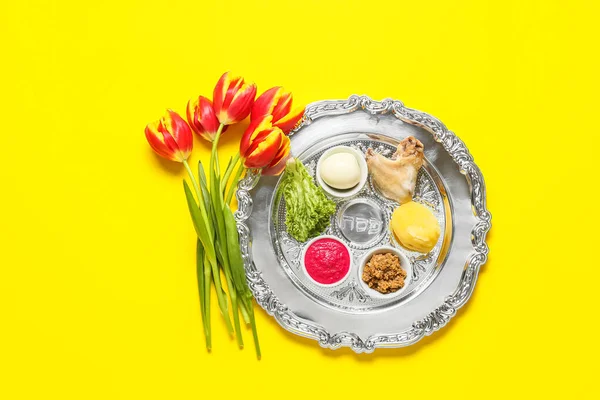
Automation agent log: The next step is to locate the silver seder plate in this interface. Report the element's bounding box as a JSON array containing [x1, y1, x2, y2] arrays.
[[235, 95, 491, 353]]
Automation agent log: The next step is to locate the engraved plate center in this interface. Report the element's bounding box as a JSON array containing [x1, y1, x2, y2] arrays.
[[337, 199, 385, 245]]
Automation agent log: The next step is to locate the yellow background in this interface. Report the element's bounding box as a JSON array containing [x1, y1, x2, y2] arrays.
[[1, 0, 598, 398]]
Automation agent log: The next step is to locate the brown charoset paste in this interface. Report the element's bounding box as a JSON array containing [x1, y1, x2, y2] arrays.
[[362, 253, 407, 294]]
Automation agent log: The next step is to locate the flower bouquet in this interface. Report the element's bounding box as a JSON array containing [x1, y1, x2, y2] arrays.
[[144, 72, 304, 358]]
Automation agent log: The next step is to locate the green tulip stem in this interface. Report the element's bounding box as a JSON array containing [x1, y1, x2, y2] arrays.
[[225, 160, 246, 206], [183, 159, 202, 204], [210, 124, 225, 175], [221, 152, 241, 194]]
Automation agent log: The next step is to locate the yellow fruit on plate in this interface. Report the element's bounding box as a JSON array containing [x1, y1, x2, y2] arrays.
[[390, 201, 440, 253]]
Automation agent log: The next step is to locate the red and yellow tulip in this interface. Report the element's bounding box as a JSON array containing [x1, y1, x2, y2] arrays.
[[251, 87, 304, 134], [213, 72, 257, 125], [186, 95, 227, 142], [145, 110, 193, 162], [240, 116, 290, 174]]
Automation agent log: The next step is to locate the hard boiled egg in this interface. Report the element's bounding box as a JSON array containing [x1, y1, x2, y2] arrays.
[[319, 152, 361, 189]]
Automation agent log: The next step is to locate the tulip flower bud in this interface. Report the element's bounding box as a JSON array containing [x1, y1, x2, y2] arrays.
[[213, 72, 257, 125], [240, 116, 285, 170], [187, 95, 227, 142], [145, 110, 193, 162], [251, 87, 304, 134]]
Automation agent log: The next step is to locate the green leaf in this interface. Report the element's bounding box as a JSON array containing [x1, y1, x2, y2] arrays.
[[197, 163, 212, 213], [196, 240, 210, 350], [183, 181, 214, 259], [203, 253, 212, 350], [246, 300, 261, 360], [224, 204, 249, 296], [221, 156, 234, 191], [196, 240, 205, 317], [225, 161, 245, 205], [184, 180, 233, 334], [238, 298, 250, 325], [225, 273, 244, 349], [198, 162, 217, 233], [210, 163, 230, 276], [197, 160, 208, 186], [208, 256, 233, 335]]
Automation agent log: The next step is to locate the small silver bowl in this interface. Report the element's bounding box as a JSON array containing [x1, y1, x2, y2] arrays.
[[358, 246, 412, 299], [316, 146, 368, 199], [301, 235, 353, 287]]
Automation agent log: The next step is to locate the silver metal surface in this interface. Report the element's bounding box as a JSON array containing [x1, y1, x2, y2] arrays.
[[235, 95, 491, 353]]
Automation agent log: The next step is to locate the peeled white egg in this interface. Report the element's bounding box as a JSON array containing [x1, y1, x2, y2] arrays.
[[319, 152, 361, 189]]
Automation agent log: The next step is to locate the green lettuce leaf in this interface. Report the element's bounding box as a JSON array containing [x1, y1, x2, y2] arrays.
[[280, 158, 336, 242]]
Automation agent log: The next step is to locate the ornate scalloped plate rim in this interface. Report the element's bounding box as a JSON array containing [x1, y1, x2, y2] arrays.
[[235, 95, 491, 353]]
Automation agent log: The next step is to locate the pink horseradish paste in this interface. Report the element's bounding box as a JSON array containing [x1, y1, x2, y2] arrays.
[[304, 238, 350, 284]]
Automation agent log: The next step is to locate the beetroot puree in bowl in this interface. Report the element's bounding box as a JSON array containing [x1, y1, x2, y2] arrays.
[[303, 237, 351, 285]]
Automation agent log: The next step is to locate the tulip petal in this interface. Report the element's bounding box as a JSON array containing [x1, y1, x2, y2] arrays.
[[213, 71, 230, 116], [251, 87, 282, 121], [161, 127, 186, 161], [262, 135, 291, 176], [271, 91, 292, 122], [224, 82, 256, 124], [261, 153, 290, 176], [240, 116, 274, 156], [223, 76, 244, 109], [200, 96, 227, 136], [269, 135, 290, 166], [274, 105, 305, 135], [269, 135, 291, 163], [243, 128, 283, 169], [243, 126, 279, 159], [186, 98, 204, 139], [187, 95, 224, 142], [166, 110, 193, 150], [186, 98, 198, 129]]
